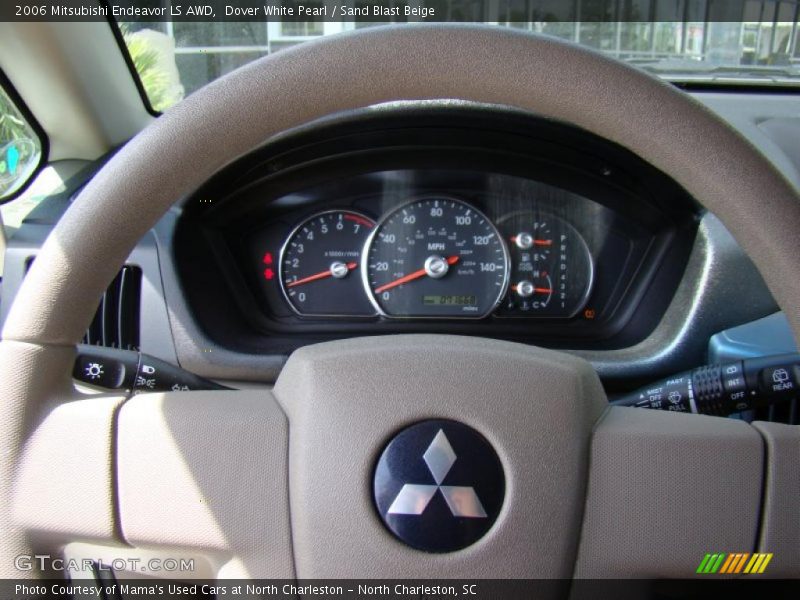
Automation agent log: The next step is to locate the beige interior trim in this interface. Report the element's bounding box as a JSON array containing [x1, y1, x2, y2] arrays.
[[0, 22, 153, 161], [574, 407, 764, 578], [12, 393, 125, 543], [116, 390, 294, 579], [751, 421, 800, 577], [0, 342, 90, 578]]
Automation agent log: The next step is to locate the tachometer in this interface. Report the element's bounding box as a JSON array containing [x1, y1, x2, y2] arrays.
[[279, 210, 376, 317], [363, 198, 509, 318]]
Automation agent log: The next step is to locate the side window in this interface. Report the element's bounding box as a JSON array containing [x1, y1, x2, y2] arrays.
[[0, 84, 42, 200]]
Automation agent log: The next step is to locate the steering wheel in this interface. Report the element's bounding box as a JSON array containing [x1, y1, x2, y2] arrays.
[[2, 25, 798, 580]]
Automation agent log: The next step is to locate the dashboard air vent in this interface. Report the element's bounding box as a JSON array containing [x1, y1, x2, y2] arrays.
[[82, 266, 142, 351]]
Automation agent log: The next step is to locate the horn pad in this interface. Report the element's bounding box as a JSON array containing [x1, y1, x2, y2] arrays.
[[273, 334, 607, 578]]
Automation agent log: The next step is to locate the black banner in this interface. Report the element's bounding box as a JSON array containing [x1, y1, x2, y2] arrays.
[[3, 0, 796, 23], [2, 579, 800, 600]]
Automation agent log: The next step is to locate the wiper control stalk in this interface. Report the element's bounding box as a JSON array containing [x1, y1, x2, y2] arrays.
[[612, 353, 799, 416]]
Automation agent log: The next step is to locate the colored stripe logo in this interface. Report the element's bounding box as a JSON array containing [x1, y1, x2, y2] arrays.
[[696, 552, 772, 574]]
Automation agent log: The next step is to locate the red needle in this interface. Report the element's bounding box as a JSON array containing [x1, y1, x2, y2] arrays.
[[511, 284, 553, 294], [286, 262, 357, 288], [374, 256, 459, 294], [509, 236, 552, 246]]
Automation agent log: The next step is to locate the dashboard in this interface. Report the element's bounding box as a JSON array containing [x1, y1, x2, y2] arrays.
[[0, 98, 788, 386], [173, 107, 699, 355]]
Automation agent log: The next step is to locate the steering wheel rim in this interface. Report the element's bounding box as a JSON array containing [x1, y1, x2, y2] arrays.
[[1, 24, 798, 579]]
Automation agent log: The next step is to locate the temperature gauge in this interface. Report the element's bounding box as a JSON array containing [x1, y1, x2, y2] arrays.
[[497, 213, 593, 318]]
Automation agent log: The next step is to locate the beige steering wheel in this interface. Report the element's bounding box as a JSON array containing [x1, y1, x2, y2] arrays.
[[1, 25, 798, 580]]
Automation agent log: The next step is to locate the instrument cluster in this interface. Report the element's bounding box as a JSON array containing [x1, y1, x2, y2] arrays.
[[175, 108, 698, 350], [274, 198, 595, 320], [248, 170, 617, 324]]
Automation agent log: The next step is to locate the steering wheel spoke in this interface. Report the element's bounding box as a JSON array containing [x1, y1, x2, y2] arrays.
[[2, 342, 123, 567], [116, 389, 293, 578]]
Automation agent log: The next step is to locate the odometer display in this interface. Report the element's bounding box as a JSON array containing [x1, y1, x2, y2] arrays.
[[364, 198, 509, 318], [423, 295, 477, 306]]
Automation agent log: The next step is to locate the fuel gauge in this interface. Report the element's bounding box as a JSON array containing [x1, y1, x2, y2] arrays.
[[497, 213, 593, 318]]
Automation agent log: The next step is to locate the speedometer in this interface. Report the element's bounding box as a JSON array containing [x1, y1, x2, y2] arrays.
[[363, 198, 509, 318]]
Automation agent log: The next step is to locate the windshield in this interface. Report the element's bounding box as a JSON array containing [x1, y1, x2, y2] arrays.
[[117, 3, 800, 112]]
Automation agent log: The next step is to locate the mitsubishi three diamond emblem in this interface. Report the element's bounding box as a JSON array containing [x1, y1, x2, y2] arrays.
[[387, 429, 487, 518], [374, 420, 505, 552]]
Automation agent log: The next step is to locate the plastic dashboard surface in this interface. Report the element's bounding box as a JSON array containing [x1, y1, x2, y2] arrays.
[[173, 108, 699, 354]]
